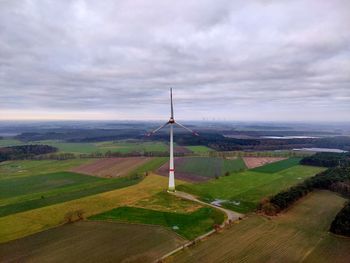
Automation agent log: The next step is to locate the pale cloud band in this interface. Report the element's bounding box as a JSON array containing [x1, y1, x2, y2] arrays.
[[0, 0, 349, 121]]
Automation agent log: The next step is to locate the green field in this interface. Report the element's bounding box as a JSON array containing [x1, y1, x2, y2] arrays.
[[0, 175, 142, 217], [96, 141, 168, 153], [134, 191, 202, 213], [34, 140, 99, 153], [173, 191, 349, 262], [130, 157, 167, 176], [0, 174, 195, 243], [178, 165, 325, 213], [185, 145, 213, 153], [0, 158, 168, 217], [176, 157, 246, 178], [0, 138, 170, 154], [0, 159, 93, 180], [0, 171, 102, 199], [89, 206, 224, 240], [251, 157, 302, 173], [0, 138, 24, 147], [0, 221, 186, 263]]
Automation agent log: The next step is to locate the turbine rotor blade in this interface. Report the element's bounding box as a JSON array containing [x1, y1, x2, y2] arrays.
[[147, 122, 169, 136], [170, 88, 174, 119], [175, 121, 199, 136]]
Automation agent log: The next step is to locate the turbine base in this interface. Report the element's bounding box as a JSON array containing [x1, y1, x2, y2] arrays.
[[167, 188, 176, 193]]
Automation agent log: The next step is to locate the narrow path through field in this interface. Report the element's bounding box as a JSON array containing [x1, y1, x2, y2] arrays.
[[170, 190, 243, 224], [156, 191, 244, 262]]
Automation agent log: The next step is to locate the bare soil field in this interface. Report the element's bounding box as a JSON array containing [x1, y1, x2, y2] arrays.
[[70, 157, 151, 178], [157, 157, 246, 183], [174, 146, 192, 154], [171, 191, 349, 263], [0, 221, 186, 263], [157, 158, 210, 182], [243, 157, 286, 169]]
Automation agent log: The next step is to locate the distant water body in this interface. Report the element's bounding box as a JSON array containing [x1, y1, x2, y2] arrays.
[[261, 136, 319, 139], [293, 148, 347, 153]]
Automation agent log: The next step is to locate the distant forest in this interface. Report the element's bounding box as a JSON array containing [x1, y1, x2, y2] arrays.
[[14, 129, 350, 151], [0, 145, 57, 162], [300, 152, 350, 167]]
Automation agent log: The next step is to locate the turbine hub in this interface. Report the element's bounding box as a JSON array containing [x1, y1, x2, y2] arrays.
[[169, 118, 175, 123]]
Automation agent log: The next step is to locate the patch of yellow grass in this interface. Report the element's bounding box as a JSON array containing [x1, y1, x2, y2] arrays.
[[0, 174, 199, 243], [0, 174, 161, 243], [173, 191, 348, 263]]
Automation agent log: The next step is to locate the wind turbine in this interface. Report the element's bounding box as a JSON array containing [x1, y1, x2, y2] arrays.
[[148, 88, 198, 192]]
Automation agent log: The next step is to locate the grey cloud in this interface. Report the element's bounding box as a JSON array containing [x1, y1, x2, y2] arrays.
[[0, 0, 349, 121]]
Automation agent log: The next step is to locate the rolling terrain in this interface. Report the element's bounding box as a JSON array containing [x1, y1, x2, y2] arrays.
[[178, 160, 325, 213], [0, 174, 211, 243], [90, 206, 224, 240], [157, 157, 246, 182], [0, 158, 167, 217], [0, 221, 186, 263], [172, 191, 350, 263], [70, 157, 153, 177], [1, 132, 349, 263]]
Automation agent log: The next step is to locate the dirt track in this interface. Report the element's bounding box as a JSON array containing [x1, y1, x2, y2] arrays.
[[243, 157, 286, 169]]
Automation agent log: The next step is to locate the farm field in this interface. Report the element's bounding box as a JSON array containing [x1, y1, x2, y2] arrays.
[[177, 165, 325, 213], [0, 138, 171, 154], [251, 157, 302, 173], [0, 174, 196, 243], [134, 191, 202, 213], [304, 232, 350, 263], [0, 159, 93, 179], [0, 158, 167, 218], [242, 157, 286, 169], [0, 221, 186, 263], [185, 145, 213, 153], [70, 157, 153, 178], [35, 140, 99, 153], [0, 175, 142, 217], [157, 157, 247, 182], [95, 140, 169, 153], [0, 138, 25, 147], [172, 190, 349, 263], [90, 206, 224, 240], [0, 171, 103, 199], [32, 140, 169, 154]]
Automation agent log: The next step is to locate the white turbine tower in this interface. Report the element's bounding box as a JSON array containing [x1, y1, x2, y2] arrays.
[[148, 88, 198, 192]]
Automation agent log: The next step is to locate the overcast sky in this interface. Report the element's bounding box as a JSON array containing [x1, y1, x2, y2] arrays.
[[0, 0, 349, 122]]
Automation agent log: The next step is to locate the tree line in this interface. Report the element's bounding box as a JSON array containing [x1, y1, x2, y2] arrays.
[[0, 145, 57, 162], [31, 150, 192, 161], [259, 152, 350, 237], [300, 152, 350, 167], [330, 202, 350, 236]]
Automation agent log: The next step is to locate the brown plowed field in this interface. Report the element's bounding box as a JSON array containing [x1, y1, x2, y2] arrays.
[[71, 157, 151, 178], [174, 146, 192, 154], [243, 157, 286, 169], [157, 158, 210, 183], [0, 221, 186, 263]]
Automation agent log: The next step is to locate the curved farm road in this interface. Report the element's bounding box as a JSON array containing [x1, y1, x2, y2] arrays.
[[157, 191, 244, 262], [169, 191, 244, 225]]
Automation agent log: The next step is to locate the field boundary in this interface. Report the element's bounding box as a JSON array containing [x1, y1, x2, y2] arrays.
[[155, 191, 244, 262]]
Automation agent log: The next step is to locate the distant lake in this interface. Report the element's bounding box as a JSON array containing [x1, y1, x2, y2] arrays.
[[0, 133, 19, 137], [261, 136, 319, 139], [293, 148, 347, 153]]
